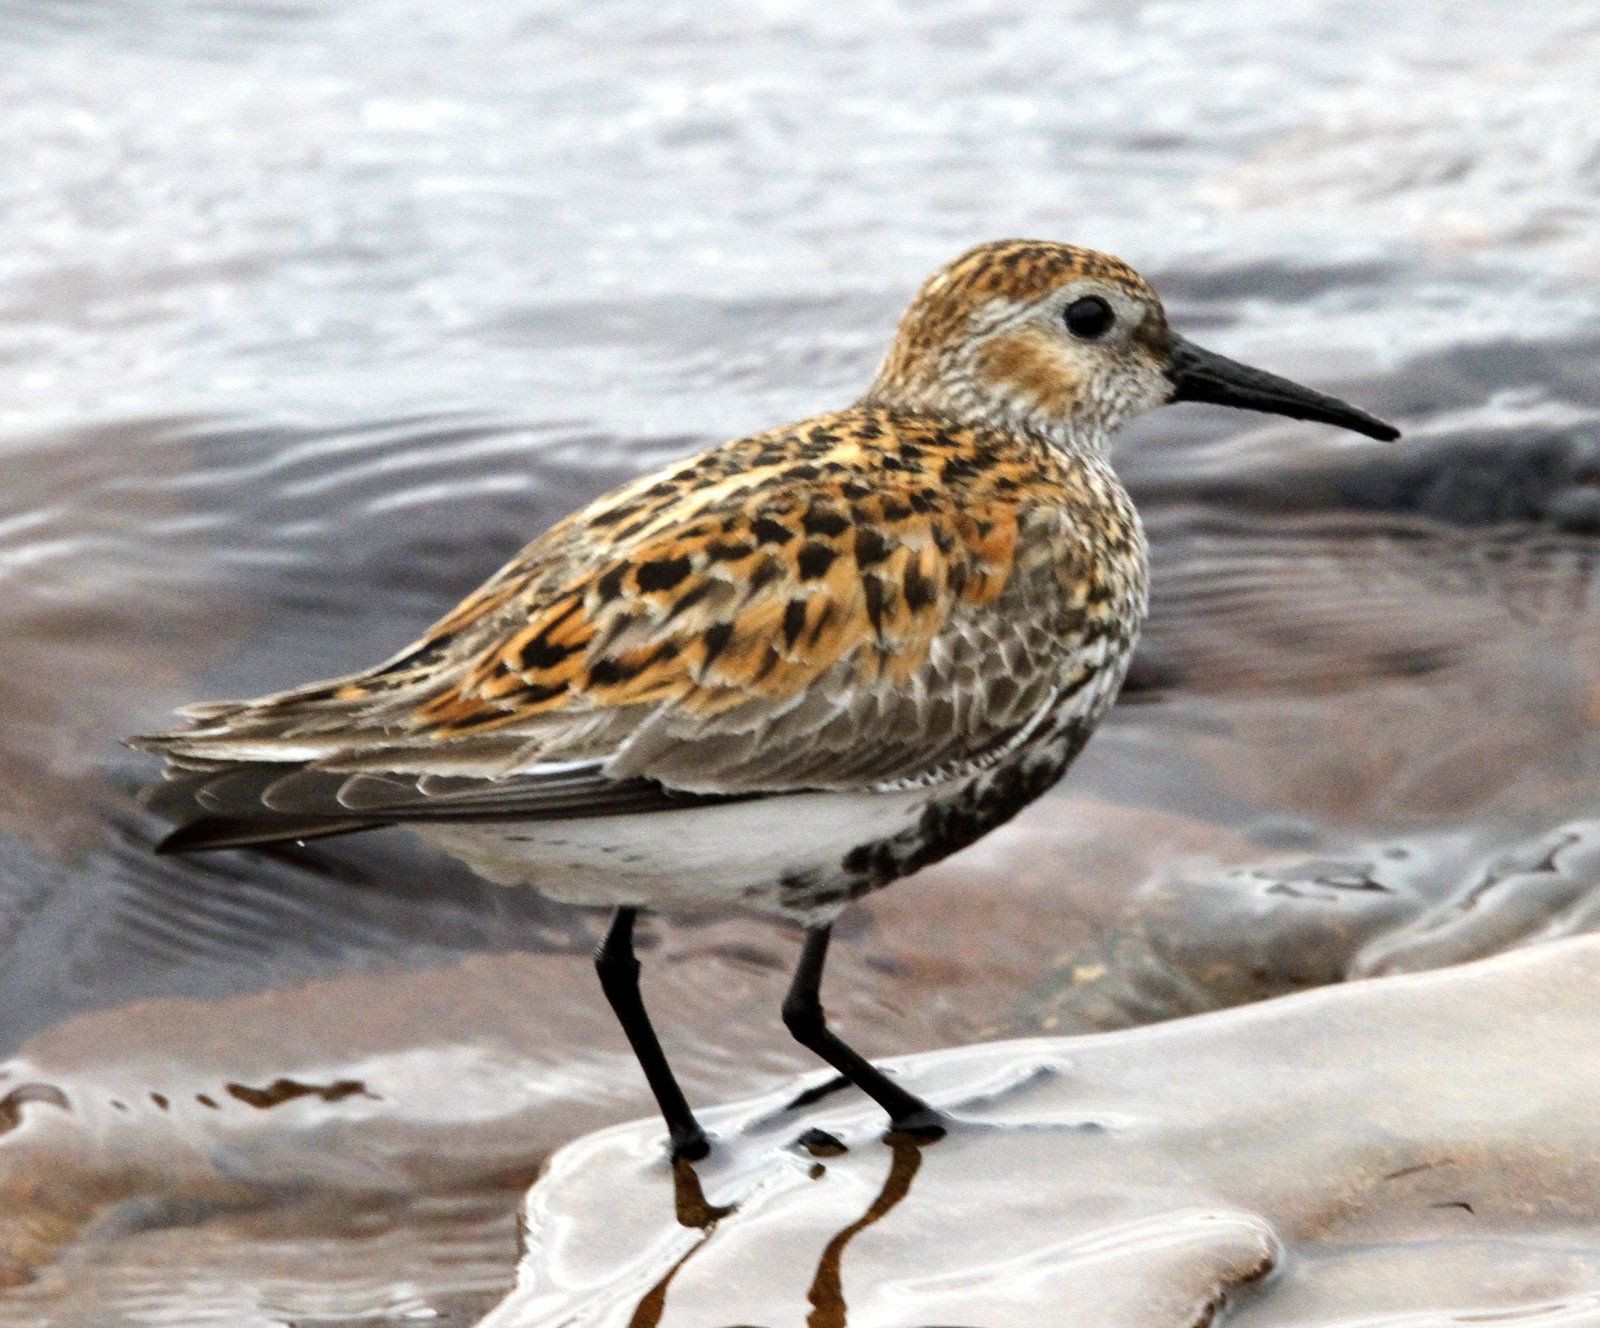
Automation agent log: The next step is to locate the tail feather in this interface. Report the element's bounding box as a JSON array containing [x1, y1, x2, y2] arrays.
[[135, 719, 754, 856], [155, 815, 384, 854]]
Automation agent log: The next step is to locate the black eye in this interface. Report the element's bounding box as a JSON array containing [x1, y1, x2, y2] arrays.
[[1064, 296, 1114, 340]]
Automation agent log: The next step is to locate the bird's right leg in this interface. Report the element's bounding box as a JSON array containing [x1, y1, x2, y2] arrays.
[[594, 906, 710, 1162], [782, 923, 945, 1140]]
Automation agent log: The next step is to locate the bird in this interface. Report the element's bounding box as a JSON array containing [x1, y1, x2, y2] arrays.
[[132, 239, 1399, 1162]]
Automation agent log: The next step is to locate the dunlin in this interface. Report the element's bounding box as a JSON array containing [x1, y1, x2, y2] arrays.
[[135, 240, 1398, 1159]]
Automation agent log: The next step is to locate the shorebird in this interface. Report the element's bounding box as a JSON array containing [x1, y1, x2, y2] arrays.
[[134, 240, 1397, 1161]]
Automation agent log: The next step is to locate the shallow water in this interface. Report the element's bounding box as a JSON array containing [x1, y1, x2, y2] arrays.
[[487, 939, 1600, 1327], [1, 0, 1598, 1323]]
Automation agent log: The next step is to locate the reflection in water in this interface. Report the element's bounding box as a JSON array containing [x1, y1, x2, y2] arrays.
[[804, 1136, 928, 1328], [495, 939, 1600, 1326], [626, 1161, 738, 1328], [1, 0, 1599, 1322], [670, 1158, 737, 1232], [629, 1136, 931, 1328]]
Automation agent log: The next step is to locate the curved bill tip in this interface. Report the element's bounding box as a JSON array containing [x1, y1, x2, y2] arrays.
[[1166, 333, 1400, 442]]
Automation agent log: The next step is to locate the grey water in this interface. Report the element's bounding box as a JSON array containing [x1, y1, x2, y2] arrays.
[[1, 0, 1598, 1322]]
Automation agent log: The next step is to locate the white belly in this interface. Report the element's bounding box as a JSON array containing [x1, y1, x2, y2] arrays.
[[412, 786, 933, 922]]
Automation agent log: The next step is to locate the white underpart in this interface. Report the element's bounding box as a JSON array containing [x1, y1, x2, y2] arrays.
[[412, 784, 934, 921]]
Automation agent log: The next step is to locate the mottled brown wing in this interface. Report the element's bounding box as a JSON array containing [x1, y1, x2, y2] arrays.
[[137, 409, 1130, 812]]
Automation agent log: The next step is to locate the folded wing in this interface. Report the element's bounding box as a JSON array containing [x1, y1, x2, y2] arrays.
[[135, 411, 1110, 849]]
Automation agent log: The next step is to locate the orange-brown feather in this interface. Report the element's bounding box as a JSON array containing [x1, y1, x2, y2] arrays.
[[138, 240, 1154, 798], [396, 406, 1083, 740]]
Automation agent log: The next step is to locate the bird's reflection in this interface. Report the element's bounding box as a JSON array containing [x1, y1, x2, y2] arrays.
[[627, 1131, 935, 1328], [804, 1133, 929, 1328]]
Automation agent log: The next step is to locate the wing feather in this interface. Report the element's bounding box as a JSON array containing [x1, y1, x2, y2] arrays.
[[134, 407, 1144, 846]]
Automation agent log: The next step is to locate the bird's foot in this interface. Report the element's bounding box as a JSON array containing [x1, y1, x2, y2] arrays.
[[885, 1107, 947, 1144], [668, 1125, 711, 1163]]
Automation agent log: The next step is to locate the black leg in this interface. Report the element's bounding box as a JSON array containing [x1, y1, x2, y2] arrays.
[[782, 924, 945, 1138], [594, 907, 709, 1161]]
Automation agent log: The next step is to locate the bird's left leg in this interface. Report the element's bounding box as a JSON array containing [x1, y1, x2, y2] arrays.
[[781, 923, 945, 1139], [595, 906, 710, 1161]]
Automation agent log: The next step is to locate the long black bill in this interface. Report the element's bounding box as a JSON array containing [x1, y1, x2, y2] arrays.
[[1166, 333, 1399, 441]]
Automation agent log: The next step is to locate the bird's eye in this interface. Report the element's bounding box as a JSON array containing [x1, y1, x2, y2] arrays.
[[1064, 296, 1114, 340]]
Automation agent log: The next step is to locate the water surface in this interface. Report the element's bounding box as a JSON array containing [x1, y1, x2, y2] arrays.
[[1, 1, 1598, 1322]]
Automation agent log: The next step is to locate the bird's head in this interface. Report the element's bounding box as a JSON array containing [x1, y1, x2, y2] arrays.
[[865, 239, 1398, 451]]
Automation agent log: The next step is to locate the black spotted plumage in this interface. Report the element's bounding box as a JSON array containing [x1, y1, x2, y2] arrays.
[[131, 237, 1396, 1160]]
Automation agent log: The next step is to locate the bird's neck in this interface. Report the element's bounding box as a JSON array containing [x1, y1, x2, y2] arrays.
[[858, 373, 1112, 463]]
